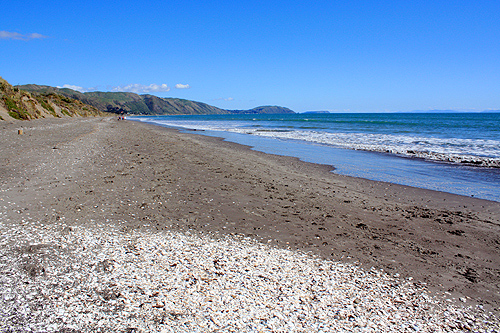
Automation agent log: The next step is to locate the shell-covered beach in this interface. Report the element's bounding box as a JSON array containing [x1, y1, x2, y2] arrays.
[[1, 117, 499, 331]]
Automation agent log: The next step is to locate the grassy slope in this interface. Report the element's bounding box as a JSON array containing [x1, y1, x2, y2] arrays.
[[17, 84, 295, 115], [1, 78, 104, 121]]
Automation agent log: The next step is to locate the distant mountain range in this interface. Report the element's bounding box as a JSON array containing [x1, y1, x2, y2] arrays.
[[16, 84, 294, 116]]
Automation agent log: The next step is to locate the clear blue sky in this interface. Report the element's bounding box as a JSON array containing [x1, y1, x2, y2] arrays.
[[1, 0, 499, 112]]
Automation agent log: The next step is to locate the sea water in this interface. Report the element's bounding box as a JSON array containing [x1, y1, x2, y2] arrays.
[[130, 113, 500, 202]]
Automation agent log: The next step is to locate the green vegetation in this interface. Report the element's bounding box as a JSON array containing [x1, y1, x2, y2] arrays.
[[2, 96, 30, 119], [86, 91, 138, 103], [3, 79, 293, 121], [8, 109, 30, 120], [36, 96, 55, 113], [8, 111, 22, 120], [60, 95, 73, 103], [3, 96, 17, 110], [0, 77, 104, 121], [6, 80, 292, 119], [18, 84, 295, 116], [230, 106, 294, 114]]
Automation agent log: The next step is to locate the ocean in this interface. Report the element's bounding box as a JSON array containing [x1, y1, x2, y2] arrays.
[[130, 112, 500, 202]]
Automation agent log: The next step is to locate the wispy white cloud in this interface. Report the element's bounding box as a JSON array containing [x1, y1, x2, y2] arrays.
[[0, 31, 48, 41], [58, 83, 176, 94], [175, 83, 190, 89], [213, 97, 234, 101], [57, 84, 97, 93], [111, 83, 171, 93]]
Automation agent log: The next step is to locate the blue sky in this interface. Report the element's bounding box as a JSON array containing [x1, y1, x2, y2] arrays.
[[1, 1, 499, 112]]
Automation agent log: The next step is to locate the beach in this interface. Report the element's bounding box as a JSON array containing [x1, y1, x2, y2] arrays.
[[1, 117, 499, 331], [133, 112, 500, 202]]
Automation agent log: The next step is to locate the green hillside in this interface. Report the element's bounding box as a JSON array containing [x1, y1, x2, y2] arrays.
[[17, 84, 295, 116]]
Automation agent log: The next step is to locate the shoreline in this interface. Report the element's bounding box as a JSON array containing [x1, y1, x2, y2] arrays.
[[133, 117, 500, 202], [1, 117, 499, 330], [130, 112, 500, 169]]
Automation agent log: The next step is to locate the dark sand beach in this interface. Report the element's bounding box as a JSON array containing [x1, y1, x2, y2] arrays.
[[1, 117, 499, 330]]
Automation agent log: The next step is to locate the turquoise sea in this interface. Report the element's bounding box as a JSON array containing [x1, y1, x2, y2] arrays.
[[130, 113, 500, 202]]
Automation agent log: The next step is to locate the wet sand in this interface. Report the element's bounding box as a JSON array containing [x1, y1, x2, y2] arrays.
[[1, 117, 500, 314]]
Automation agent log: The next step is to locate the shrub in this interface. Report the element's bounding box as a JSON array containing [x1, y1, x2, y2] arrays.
[[60, 96, 73, 103], [3, 96, 17, 110], [8, 110, 22, 120], [38, 98, 55, 113]]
